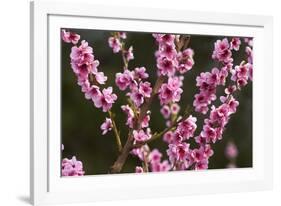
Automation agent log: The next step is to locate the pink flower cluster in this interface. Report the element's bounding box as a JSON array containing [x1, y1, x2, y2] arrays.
[[149, 149, 171, 172], [62, 29, 80, 44], [158, 76, 183, 105], [166, 142, 213, 170], [108, 32, 134, 62], [160, 103, 180, 120], [116, 67, 151, 107], [195, 94, 239, 145], [62, 31, 117, 112], [193, 37, 246, 114], [193, 67, 229, 114], [153, 34, 194, 122], [153, 34, 194, 77], [108, 32, 125, 53], [231, 63, 252, 88], [163, 115, 197, 144], [62, 156, 85, 176], [212, 38, 233, 63], [133, 148, 171, 173], [163, 115, 212, 170]]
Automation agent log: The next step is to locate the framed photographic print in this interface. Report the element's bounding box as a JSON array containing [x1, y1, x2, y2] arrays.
[[30, 0, 273, 205]]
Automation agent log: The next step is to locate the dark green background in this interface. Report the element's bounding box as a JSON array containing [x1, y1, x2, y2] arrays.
[[61, 29, 252, 175]]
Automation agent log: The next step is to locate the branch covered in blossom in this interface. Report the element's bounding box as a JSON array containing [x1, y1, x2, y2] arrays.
[[61, 28, 253, 175]]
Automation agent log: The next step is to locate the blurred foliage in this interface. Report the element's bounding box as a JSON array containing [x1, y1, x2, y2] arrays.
[[61, 29, 252, 175]]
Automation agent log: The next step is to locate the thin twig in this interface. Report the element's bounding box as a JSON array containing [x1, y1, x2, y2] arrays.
[[121, 43, 129, 70], [108, 111, 122, 152]]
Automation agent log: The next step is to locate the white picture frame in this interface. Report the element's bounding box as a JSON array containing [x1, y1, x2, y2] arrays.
[[30, 0, 273, 205]]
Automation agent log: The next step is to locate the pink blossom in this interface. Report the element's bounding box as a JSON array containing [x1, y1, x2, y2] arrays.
[[100, 118, 113, 135], [115, 70, 134, 91], [139, 81, 152, 98], [158, 77, 183, 105], [209, 104, 230, 128], [135, 166, 144, 173], [121, 105, 135, 128], [118, 32, 127, 39], [194, 159, 208, 170], [225, 141, 238, 159], [246, 46, 253, 64], [70, 40, 93, 61], [231, 63, 251, 88], [193, 93, 211, 114], [176, 115, 197, 140], [208, 68, 220, 85], [130, 90, 144, 107], [159, 43, 177, 59], [177, 48, 195, 73], [203, 144, 214, 158], [141, 113, 150, 128], [108, 37, 122, 53], [195, 134, 205, 145], [191, 148, 205, 163], [153, 34, 176, 44], [125, 46, 134, 61], [212, 38, 232, 63], [170, 103, 180, 114], [78, 78, 90, 92], [84, 85, 101, 102], [95, 87, 117, 112], [134, 67, 149, 80], [227, 96, 239, 114], [230, 37, 241, 51], [160, 105, 171, 119], [201, 124, 217, 143], [149, 149, 162, 163], [95, 72, 107, 84], [163, 131, 174, 144], [61, 29, 80, 44], [224, 85, 237, 95], [157, 56, 177, 76], [218, 66, 229, 85], [62, 156, 85, 176], [167, 142, 190, 163], [172, 131, 184, 144], [131, 145, 149, 161], [150, 160, 171, 172], [133, 129, 151, 142], [70, 40, 97, 76]]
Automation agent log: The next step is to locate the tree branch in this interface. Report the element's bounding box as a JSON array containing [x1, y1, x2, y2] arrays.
[[110, 75, 165, 173], [121, 46, 129, 70], [110, 35, 191, 173]]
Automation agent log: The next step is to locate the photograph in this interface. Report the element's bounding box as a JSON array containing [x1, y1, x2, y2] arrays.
[[60, 28, 253, 176]]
